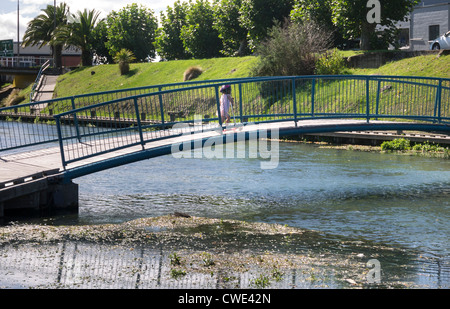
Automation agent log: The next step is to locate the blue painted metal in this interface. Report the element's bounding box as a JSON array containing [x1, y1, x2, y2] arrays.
[[29, 60, 51, 102], [2, 74, 450, 177]]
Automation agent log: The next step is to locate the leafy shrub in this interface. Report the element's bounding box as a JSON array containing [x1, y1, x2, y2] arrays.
[[183, 66, 203, 81], [315, 48, 349, 75], [113, 49, 136, 75], [253, 19, 332, 77], [412, 142, 441, 152], [381, 138, 410, 151]]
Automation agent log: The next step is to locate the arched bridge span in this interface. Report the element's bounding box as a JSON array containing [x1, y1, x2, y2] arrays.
[[1, 74, 450, 181], [1, 74, 449, 216], [0, 75, 450, 178]]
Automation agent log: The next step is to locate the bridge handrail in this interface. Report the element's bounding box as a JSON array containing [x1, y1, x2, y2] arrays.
[[1, 74, 447, 115], [1, 75, 449, 158], [49, 74, 449, 167], [30, 60, 51, 102], [53, 74, 450, 118], [0, 76, 267, 152]]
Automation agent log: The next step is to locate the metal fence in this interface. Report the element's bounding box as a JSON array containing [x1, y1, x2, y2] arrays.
[[1, 75, 449, 166], [0, 77, 262, 151]]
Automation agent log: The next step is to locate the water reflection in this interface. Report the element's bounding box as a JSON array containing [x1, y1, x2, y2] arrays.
[[2, 137, 449, 288]]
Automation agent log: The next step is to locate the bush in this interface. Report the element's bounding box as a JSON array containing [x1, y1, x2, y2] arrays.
[[253, 19, 332, 77], [315, 48, 349, 75], [113, 49, 136, 75], [381, 138, 410, 151], [183, 66, 203, 81], [3, 89, 25, 107]]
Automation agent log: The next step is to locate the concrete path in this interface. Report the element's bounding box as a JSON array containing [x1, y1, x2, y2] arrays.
[[33, 74, 58, 102]]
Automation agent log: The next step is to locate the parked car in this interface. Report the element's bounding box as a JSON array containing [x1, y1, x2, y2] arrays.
[[430, 31, 450, 50]]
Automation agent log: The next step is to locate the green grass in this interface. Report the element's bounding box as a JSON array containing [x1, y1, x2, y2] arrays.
[[11, 52, 449, 116], [52, 52, 448, 100], [350, 53, 450, 78], [54, 56, 258, 98]]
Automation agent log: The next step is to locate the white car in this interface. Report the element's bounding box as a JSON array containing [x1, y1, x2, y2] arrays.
[[430, 31, 450, 50]]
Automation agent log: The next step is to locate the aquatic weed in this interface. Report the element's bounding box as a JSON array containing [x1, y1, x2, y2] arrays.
[[169, 252, 182, 266], [251, 274, 271, 288]]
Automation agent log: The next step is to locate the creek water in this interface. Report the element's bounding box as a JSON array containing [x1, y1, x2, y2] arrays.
[[71, 142, 449, 252], [74, 140, 449, 287], [1, 121, 449, 288]]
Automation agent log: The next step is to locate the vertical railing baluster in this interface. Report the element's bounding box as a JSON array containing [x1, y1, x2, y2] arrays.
[[239, 83, 243, 123], [311, 78, 315, 118], [71, 97, 81, 142], [133, 97, 145, 149], [433, 79, 443, 123], [366, 77, 370, 123], [55, 116, 67, 168], [437, 79, 442, 123], [215, 86, 222, 127], [158, 86, 165, 126], [292, 77, 297, 126], [375, 78, 381, 120]]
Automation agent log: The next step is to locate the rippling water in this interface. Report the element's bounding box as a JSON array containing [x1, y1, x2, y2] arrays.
[[71, 142, 450, 259], [4, 127, 448, 288]]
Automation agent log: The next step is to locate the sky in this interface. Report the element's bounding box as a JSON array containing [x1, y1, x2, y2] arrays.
[[0, 0, 179, 42]]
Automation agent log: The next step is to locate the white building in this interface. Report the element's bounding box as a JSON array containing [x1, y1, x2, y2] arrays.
[[397, 0, 450, 50]]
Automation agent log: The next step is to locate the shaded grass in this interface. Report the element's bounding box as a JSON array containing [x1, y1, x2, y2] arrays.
[[350, 53, 450, 78]]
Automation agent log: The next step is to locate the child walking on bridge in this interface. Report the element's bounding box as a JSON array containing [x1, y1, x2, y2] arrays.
[[219, 84, 234, 125]]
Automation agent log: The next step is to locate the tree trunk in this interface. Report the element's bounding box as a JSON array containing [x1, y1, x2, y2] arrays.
[[237, 39, 249, 56], [360, 22, 376, 50], [53, 44, 63, 70], [81, 50, 92, 66]]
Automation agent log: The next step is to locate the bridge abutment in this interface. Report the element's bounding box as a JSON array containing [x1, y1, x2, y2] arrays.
[[0, 176, 78, 218]]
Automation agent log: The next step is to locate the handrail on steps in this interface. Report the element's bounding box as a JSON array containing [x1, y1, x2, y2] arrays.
[[30, 60, 51, 103]]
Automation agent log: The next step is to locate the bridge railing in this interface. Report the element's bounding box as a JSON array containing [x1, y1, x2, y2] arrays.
[[0, 56, 53, 68], [0, 77, 262, 151], [49, 75, 449, 167], [1, 75, 448, 163], [30, 60, 51, 102]]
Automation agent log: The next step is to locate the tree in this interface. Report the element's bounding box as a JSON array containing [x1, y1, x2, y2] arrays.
[[180, 0, 222, 59], [155, 1, 191, 60], [253, 20, 332, 76], [331, 0, 419, 50], [56, 9, 100, 66], [214, 0, 250, 57], [114, 49, 136, 75], [106, 3, 158, 62], [22, 3, 69, 69], [91, 19, 113, 64], [290, 0, 347, 48], [239, 0, 295, 52]]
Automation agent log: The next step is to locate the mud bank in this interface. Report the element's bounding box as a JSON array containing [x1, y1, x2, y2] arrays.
[[0, 215, 438, 289]]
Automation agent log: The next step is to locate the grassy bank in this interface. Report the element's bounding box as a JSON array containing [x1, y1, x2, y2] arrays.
[[8, 52, 449, 108], [54, 56, 258, 98], [284, 135, 450, 159], [53, 52, 450, 98], [350, 53, 450, 78]]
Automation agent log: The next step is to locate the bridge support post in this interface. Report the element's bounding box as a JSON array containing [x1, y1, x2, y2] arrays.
[[0, 176, 78, 218]]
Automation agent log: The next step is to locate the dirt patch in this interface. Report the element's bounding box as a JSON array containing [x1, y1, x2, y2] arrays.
[[0, 215, 428, 289]]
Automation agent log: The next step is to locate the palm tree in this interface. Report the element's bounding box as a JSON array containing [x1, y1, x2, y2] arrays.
[[22, 3, 69, 69], [113, 49, 136, 75], [56, 9, 101, 66]]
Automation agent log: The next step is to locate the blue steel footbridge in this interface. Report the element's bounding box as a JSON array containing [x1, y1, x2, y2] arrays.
[[0, 75, 449, 216]]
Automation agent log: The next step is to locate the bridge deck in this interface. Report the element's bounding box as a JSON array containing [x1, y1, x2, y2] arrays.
[[1, 119, 449, 189]]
